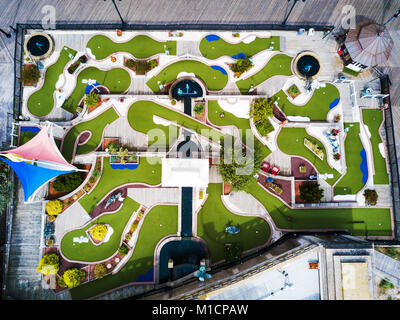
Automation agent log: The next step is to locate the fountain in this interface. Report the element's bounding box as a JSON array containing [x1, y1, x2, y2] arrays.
[[194, 265, 211, 282]]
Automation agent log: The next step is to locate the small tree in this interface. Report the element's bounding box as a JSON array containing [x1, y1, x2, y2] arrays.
[[20, 64, 40, 85], [93, 263, 107, 279], [84, 91, 100, 107], [249, 97, 275, 123], [52, 172, 83, 192], [194, 103, 204, 115], [125, 58, 135, 69], [118, 245, 129, 256], [230, 58, 253, 74], [36, 253, 60, 275], [62, 268, 86, 288], [299, 182, 324, 203], [107, 142, 120, 154], [46, 200, 64, 216], [364, 189, 378, 205]]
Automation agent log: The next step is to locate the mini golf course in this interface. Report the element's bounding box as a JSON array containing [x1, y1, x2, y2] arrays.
[[69, 204, 178, 300], [199, 35, 280, 59], [146, 60, 229, 92], [86, 34, 177, 60], [62, 67, 131, 113], [27, 46, 77, 117], [61, 196, 140, 262], [61, 107, 120, 162], [277, 127, 340, 186], [236, 53, 293, 93], [273, 83, 340, 121], [197, 183, 271, 264]]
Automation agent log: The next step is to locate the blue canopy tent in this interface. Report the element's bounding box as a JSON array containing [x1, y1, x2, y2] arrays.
[[0, 156, 74, 201]]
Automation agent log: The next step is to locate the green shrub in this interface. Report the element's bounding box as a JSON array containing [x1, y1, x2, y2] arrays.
[[92, 170, 101, 179], [45, 200, 64, 216], [93, 263, 107, 279], [363, 189, 378, 205], [52, 172, 84, 192], [118, 245, 129, 256], [230, 58, 253, 74], [379, 279, 394, 290], [125, 59, 135, 69], [299, 182, 324, 203], [62, 268, 86, 288], [107, 142, 120, 154], [125, 233, 132, 241]]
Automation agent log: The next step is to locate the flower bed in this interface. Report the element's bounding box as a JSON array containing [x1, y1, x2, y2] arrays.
[[286, 84, 300, 99], [124, 57, 159, 75], [304, 138, 324, 160], [129, 208, 145, 234], [83, 157, 102, 193]]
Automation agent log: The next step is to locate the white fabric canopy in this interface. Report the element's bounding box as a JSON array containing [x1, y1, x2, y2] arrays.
[[162, 158, 209, 187]]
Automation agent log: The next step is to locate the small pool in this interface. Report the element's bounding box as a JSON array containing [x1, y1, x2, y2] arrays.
[[211, 65, 227, 75], [329, 98, 340, 109], [110, 163, 139, 170], [232, 52, 246, 59], [360, 148, 368, 184], [20, 126, 40, 133], [135, 267, 154, 282], [297, 54, 320, 78], [205, 34, 220, 42]]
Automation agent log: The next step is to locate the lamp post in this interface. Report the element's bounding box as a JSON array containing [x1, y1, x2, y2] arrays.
[[0, 28, 11, 38], [104, 0, 127, 29], [384, 7, 400, 26], [283, 0, 306, 25]]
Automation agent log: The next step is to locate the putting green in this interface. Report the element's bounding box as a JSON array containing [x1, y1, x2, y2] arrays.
[[69, 204, 178, 300], [61, 107, 119, 163], [362, 109, 389, 185], [199, 36, 280, 59], [146, 60, 228, 92], [62, 67, 131, 114], [197, 183, 271, 264], [27, 46, 77, 117], [334, 123, 366, 195], [236, 54, 293, 93], [245, 181, 392, 236], [273, 84, 340, 121], [87, 34, 176, 60], [277, 127, 340, 185], [60, 197, 140, 262], [78, 157, 162, 214]]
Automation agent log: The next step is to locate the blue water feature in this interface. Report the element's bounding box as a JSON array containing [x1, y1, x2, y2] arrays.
[[211, 65, 227, 75], [110, 163, 139, 170], [181, 187, 193, 237], [20, 126, 40, 133], [136, 268, 154, 282], [360, 148, 368, 184], [85, 82, 100, 94], [329, 98, 340, 109], [232, 52, 246, 59], [205, 34, 220, 41]]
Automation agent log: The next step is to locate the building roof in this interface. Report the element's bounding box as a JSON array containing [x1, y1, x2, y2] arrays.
[[161, 158, 209, 187], [345, 22, 394, 67], [341, 262, 371, 300]]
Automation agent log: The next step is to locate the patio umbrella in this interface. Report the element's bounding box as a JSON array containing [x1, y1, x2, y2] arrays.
[[344, 22, 394, 67]]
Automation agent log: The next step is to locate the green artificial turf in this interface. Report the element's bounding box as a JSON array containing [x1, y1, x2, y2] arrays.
[[146, 60, 228, 92], [207, 100, 271, 160], [334, 123, 366, 195], [362, 109, 389, 185], [342, 66, 359, 77], [276, 127, 340, 185], [273, 83, 340, 121], [235, 54, 293, 93], [87, 34, 176, 60], [60, 196, 140, 262], [199, 36, 280, 59], [70, 204, 178, 300], [197, 183, 271, 264], [127, 100, 225, 148], [61, 107, 119, 162], [79, 157, 162, 214], [27, 46, 77, 117], [62, 67, 131, 113], [245, 181, 392, 236]]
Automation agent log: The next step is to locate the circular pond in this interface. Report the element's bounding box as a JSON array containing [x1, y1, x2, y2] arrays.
[[24, 32, 54, 60], [293, 52, 321, 79]]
